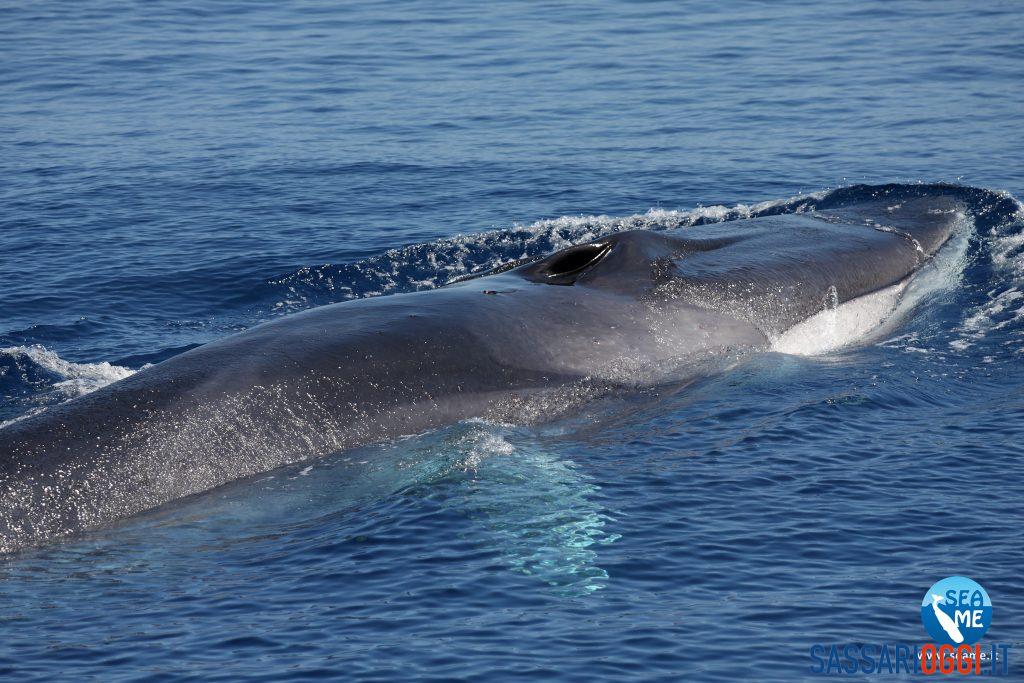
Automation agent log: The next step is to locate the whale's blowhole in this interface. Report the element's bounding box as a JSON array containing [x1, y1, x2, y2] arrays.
[[539, 242, 611, 284]]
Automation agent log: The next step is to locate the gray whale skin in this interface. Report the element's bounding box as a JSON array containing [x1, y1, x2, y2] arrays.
[[0, 196, 961, 549]]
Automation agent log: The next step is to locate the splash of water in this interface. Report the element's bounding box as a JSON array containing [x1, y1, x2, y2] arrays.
[[0, 345, 136, 426], [448, 424, 619, 593]]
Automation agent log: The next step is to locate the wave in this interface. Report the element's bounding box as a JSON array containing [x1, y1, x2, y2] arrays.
[[0, 345, 135, 425]]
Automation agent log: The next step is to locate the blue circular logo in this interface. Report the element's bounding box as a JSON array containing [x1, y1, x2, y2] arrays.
[[920, 576, 992, 645]]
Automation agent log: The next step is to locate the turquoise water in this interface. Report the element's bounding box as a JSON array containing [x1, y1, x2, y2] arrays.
[[1, 1, 1023, 680]]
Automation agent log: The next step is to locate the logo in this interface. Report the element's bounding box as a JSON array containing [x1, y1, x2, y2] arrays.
[[808, 576, 1010, 676], [921, 576, 992, 645]]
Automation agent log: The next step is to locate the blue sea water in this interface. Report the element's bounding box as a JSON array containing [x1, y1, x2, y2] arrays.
[[2, 0, 1024, 680]]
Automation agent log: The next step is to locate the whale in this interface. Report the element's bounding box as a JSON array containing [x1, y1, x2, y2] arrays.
[[0, 194, 962, 550]]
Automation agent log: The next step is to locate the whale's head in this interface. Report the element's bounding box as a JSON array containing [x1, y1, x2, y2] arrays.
[[511, 193, 964, 337]]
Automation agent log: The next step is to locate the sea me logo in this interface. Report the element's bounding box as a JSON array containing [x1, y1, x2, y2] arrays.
[[921, 576, 991, 646], [808, 576, 1012, 676]]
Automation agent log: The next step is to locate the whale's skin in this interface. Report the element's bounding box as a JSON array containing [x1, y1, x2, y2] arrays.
[[0, 196, 961, 549]]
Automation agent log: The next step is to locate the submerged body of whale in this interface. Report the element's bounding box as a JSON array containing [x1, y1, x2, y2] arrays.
[[0, 196, 962, 549]]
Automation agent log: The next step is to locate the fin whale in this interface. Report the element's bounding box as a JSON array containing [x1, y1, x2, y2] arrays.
[[0, 195, 962, 550]]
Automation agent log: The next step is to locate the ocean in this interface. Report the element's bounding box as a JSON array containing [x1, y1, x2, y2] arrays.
[[1, 1, 1022, 680]]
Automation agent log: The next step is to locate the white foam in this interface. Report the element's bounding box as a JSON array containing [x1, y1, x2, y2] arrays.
[[951, 287, 1024, 350], [940, 192, 1024, 352], [0, 344, 135, 397], [987, 190, 1024, 273]]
